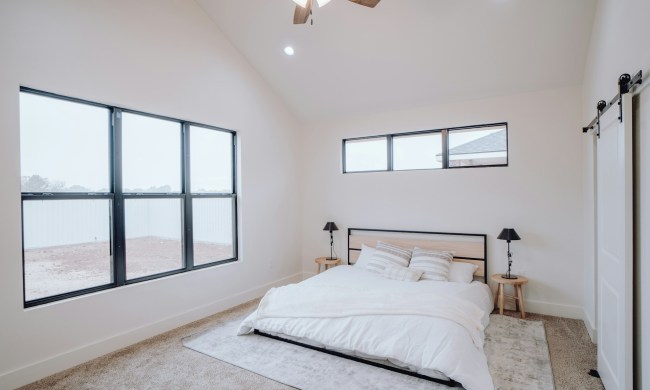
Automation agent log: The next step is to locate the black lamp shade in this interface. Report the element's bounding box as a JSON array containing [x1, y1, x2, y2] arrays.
[[323, 222, 339, 232], [497, 228, 521, 242]]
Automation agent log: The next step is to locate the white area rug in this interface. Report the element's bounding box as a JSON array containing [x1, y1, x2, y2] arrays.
[[183, 314, 554, 390]]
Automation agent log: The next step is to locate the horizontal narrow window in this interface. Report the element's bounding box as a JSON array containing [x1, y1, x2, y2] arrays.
[[448, 125, 507, 168], [19, 87, 238, 307], [343, 137, 388, 173], [342, 122, 508, 173], [393, 133, 443, 171]]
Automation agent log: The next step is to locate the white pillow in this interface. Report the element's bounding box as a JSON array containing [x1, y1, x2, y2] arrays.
[[365, 241, 412, 274], [354, 244, 375, 269], [448, 262, 479, 283], [382, 265, 423, 282], [408, 247, 454, 281]]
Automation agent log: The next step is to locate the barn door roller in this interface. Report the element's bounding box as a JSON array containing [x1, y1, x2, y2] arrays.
[[582, 71, 642, 138]]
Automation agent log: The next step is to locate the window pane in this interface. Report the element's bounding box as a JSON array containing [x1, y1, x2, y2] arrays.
[[344, 137, 387, 172], [192, 198, 234, 266], [23, 199, 112, 301], [190, 126, 233, 193], [20, 92, 110, 193], [125, 198, 183, 279], [393, 133, 443, 170], [448, 126, 508, 167], [122, 113, 181, 193]]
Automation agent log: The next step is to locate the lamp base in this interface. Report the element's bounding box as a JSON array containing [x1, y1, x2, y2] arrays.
[[501, 274, 519, 279], [325, 257, 338, 260]]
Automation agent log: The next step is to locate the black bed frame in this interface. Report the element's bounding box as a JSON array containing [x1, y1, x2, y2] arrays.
[[253, 228, 488, 388]]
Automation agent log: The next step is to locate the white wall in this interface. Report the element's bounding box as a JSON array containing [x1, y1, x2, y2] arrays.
[[300, 86, 585, 318], [0, 0, 303, 388], [581, 0, 650, 386]]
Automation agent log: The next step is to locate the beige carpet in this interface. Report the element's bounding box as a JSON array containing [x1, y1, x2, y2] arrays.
[[20, 300, 604, 390]]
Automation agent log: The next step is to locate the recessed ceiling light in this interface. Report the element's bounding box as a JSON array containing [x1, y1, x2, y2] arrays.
[[284, 46, 295, 56]]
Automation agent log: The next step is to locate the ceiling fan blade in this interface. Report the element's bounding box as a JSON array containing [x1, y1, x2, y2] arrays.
[[348, 0, 381, 7], [293, 0, 312, 24]]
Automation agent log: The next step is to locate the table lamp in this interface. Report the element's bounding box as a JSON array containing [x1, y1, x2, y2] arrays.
[[323, 222, 339, 260], [497, 228, 521, 279]]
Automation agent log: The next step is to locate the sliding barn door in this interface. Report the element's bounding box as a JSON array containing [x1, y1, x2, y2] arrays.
[[596, 93, 633, 390]]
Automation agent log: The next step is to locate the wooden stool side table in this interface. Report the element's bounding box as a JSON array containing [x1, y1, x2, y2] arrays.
[[490, 274, 529, 319], [315, 257, 341, 274]]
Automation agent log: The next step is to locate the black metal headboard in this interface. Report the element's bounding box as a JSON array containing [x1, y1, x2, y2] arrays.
[[347, 228, 488, 284]]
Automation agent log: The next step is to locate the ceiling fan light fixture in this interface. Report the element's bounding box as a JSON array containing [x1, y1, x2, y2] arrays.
[[292, 0, 379, 24], [293, 0, 330, 8]]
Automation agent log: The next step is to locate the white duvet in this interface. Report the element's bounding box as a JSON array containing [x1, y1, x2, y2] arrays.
[[239, 265, 494, 390]]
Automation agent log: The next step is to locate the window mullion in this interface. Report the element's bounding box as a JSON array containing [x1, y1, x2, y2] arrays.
[[442, 129, 449, 169], [183, 123, 194, 271], [341, 140, 347, 173], [232, 134, 238, 195], [387, 136, 393, 171], [232, 195, 238, 259], [112, 108, 126, 286]]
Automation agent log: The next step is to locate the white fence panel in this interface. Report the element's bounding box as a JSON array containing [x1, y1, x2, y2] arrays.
[[193, 198, 232, 245], [23, 199, 110, 249], [23, 198, 233, 249]]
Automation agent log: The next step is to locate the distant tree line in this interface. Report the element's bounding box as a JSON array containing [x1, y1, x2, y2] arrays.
[[21, 175, 93, 192], [21, 175, 176, 193]]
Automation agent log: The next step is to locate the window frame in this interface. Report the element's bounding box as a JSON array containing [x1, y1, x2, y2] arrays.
[[342, 122, 508, 173], [20, 87, 238, 308], [342, 136, 390, 173]]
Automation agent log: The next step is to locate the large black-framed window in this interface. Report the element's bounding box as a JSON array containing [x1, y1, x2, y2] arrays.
[[19, 87, 238, 308], [342, 122, 508, 173]]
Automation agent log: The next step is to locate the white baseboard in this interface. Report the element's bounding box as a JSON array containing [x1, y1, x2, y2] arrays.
[[582, 309, 597, 343], [302, 271, 316, 280], [0, 272, 303, 390], [524, 299, 584, 319]]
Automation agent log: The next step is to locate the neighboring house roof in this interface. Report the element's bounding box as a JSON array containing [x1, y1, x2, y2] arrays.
[[447, 129, 507, 155]]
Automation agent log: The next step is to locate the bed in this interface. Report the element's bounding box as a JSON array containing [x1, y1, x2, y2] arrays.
[[239, 228, 494, 390]]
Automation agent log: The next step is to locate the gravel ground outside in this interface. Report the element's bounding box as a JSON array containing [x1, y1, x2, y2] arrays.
[[24, 237, 233, 301]]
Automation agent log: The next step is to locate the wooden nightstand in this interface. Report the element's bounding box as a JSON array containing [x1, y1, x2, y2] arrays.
[[315, 257, 341, 274], [491, 274, 529, 319]]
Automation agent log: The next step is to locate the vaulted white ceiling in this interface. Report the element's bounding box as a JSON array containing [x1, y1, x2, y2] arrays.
[[197, 0, 596, 121]]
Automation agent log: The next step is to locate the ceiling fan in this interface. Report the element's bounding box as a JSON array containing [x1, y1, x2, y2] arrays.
[[293, 0, 381, 24]]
